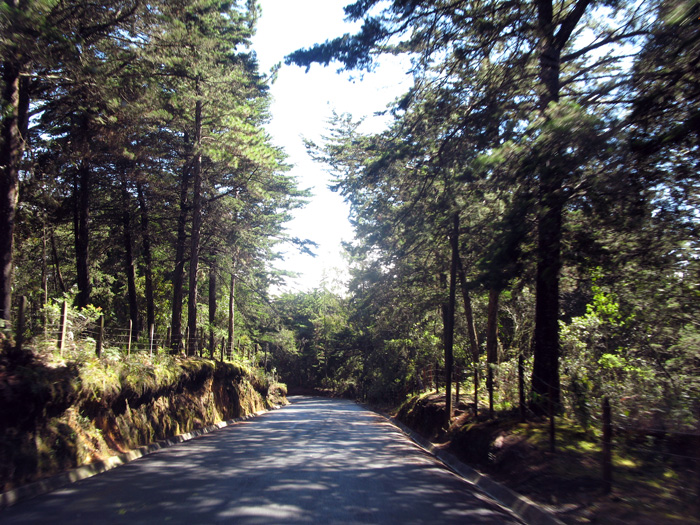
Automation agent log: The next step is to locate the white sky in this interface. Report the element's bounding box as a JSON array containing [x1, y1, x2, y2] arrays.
[[251, 0, 411, 294]]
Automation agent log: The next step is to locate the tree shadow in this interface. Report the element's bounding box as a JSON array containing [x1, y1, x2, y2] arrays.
[[1, 397, 520, 524]]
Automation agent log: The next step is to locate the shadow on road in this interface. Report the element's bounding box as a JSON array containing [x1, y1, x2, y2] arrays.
[[1, 396, 521, 524]]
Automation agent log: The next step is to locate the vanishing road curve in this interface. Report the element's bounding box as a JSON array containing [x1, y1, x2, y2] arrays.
[[1, 396, 522, 524]]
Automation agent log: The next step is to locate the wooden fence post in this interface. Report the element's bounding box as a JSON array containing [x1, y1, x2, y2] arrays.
[[519, 353, 526, 422], [549, 384, 556, 453], [473, 363, 479, 417], [96, 314, 104, 358], [58, 300, 68, 355], [127, 319, 133, 356], [149, 324, 155, 357], [455, 367, 460, 408], [696, 406, 700, 519], [602, 396, 613, 494], [16, 296, 27, 351], [488, 364, 494, 419]]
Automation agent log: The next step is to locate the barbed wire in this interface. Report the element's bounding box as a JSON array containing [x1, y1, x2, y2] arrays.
[[414, 362, 700, 437], [612, 425, 700, 438], [619, 444, 700, 462]]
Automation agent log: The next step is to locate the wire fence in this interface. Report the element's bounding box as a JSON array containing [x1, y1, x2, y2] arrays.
[[6, 297, 700, 504], [415, 357, 700, 501], [6, 296, 246, 362]]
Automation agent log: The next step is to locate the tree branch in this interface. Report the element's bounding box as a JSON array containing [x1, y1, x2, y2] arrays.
[[555, 0, 593, 51]]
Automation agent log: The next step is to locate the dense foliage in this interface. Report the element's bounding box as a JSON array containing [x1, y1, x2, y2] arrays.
[[274, 0, 700, 434], [0, 301, 281, 491], [2, 0, 698, 440], [1, 0, 309, 355]]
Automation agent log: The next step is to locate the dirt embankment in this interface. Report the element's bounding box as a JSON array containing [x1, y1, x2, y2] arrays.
[[394, 393, 699, 525], [0, 351, 286, 493]]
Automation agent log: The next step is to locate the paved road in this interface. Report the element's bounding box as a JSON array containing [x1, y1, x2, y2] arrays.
[[1, 397, 521, 524]]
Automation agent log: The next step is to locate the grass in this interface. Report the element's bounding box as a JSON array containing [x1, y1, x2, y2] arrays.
[[394, 391, 700, 524], [1, 337, 285, 493]]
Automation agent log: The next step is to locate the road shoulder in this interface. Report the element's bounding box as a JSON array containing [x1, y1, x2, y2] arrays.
[[365, 403, 565, 525]]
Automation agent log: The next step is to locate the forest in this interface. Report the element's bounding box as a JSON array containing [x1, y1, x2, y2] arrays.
[[277, 0, 700, 434], [1, 0, 312, 354], [1, 0, 699, 520]]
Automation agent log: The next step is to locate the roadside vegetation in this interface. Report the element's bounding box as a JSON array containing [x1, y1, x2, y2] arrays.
[[0, 302, 285, 492], [1, 0, 698, 522], [262, 283, 699, 523], [394, 393, 698, 524], [1, 0, 296, 493], [268, 0, 700, 522]]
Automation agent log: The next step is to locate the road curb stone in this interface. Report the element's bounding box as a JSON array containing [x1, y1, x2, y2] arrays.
[[0, 408, 271, 511], [378, 411, 565, 525]]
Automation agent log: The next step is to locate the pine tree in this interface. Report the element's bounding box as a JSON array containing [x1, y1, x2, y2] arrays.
[[288, 0, 657, 410]]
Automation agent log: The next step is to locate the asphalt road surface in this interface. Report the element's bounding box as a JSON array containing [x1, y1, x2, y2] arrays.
[[1, 396, 522, 524]]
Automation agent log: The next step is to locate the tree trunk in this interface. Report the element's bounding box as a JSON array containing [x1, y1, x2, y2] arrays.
[[0, 48, 23, 322], [227, 269, 235, 358], [486, 288, 500, 419], [50, 229, 66, 294], [170, 137, 191, 354], [41, 224, 48, 306], [443, 213, 459, 426], [136, 182, 155, 332], [208, 261, 217, 358], [456, 253, 480, 417], [456, 254, 479, 362], [187, 96, 203, 357], [531, 0, 569, 412], [121, 177, 140, 338], [532, 183, 563, 411], [74, 161, 91, 309]]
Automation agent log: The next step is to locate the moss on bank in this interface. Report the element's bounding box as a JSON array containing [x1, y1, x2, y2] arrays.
[[0, 344, 286, 492], [393, 392, 700, 524]]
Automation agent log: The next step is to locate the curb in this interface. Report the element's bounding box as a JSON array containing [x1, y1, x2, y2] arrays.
[[0, 408, 272, 511], [382, 414, 565, 525]]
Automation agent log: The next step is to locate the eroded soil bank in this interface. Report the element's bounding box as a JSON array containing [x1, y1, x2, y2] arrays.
[[394, 393, 699, 525], [0, 348, 286, 492]]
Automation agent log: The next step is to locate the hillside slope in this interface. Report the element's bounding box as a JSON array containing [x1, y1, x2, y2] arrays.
[[394, 393, 699, 525], [0, 344, 286, 492]]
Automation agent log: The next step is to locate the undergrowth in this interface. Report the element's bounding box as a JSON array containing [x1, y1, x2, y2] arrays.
[[393, 391, 700, 524], [0, 336, 287, 492]]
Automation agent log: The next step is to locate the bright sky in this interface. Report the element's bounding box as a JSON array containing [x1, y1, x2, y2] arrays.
[[251, 0, 411, 294]]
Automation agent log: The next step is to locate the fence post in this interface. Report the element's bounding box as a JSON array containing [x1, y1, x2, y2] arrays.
[[220, 337, 225, 362], [455, 367, 460, 408], [518, 353, 525, 422], [127, 319, 133, 356], [549, 384, 556, 453], [602, 396, 612, 494], [96, 314, 104, 358], [695, 406, 700, 518], [149, 324, 155, 357], [16, 296, 27, 351], [58, 300, 68, 355], [488, 364, 494, 419], [473, 363, 479, 418]]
